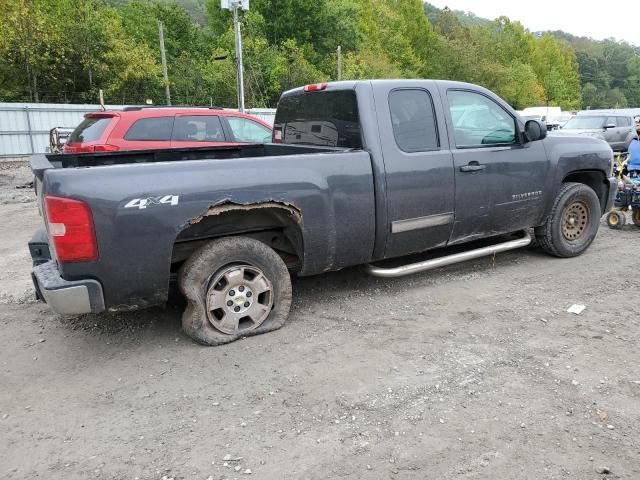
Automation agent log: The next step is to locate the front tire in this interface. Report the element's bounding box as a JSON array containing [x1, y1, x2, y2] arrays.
[[178, 236, 292, 346], [535, 182, 601, 257]]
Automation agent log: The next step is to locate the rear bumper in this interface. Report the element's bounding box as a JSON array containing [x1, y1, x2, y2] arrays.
[[32, 260, 105, 315]]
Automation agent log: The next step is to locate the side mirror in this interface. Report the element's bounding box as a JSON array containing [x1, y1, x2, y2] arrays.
[[605, 124, 616, 129], [524, 119, 547, 142]]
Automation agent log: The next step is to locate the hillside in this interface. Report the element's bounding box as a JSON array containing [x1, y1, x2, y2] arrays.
[[423, 2, 490, 27], [2, 0, 637, 109], [424, 2, 640, 108], [548, 30, 640, 108]]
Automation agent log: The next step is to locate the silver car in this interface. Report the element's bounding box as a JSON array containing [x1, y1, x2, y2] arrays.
[[551, 114, 637, 151]]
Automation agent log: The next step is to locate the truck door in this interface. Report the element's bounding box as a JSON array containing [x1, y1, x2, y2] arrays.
[[441, 88, 549, 243], [372, 83, 455, 258]]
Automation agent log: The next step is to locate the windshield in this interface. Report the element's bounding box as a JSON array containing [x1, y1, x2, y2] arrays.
[[273, 90, 362, 149], [563, 116, 605, 129]]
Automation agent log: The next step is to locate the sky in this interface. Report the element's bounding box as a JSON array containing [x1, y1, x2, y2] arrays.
[[427, 0, 640, 46]]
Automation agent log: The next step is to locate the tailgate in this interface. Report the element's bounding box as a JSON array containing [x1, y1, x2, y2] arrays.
[[30, 153, 56, 182], [29, 154, 57, 220]]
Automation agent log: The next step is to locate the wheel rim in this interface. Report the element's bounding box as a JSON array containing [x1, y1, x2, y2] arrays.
[[609, 213, 619, 225], [206, 264, 273, 334], [561, 201, 590, 241]]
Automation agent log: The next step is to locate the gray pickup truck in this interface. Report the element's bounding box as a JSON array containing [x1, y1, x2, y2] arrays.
[[29, 80, 616, 345]]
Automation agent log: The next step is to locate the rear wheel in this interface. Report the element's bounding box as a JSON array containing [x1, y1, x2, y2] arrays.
[[607, 210, 626, 230], [632, 208, 640, 227], [178, 236, 292, 346], [535, 182, 601, 257]]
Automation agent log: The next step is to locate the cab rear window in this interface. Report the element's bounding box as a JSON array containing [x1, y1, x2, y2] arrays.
[[69, 117, 112, 143], [273, 90, 362, 149]]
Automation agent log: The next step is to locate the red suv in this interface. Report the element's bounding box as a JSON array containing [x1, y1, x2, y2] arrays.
[[64, 107, 273, 153]]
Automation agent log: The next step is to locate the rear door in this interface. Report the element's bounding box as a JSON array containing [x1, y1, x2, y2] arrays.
[[170, 114, 229, 148], [372, 82, 455, 258], [114, 116, 174, 150], [442, 87, 549, 242]]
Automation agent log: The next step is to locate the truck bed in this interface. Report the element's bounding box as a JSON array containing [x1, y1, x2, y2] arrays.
[[33, 143, 348, 174]]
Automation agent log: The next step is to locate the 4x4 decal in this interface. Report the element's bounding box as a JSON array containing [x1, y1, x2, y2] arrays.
[[124, 195, 179, 210]]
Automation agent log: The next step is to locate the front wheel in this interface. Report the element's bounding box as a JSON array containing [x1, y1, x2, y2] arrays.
[[178, 236, 292, 346], [535, 182, 601, 257]]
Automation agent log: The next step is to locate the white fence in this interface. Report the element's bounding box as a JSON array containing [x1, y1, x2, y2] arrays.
[[0, 103, 276, 158]]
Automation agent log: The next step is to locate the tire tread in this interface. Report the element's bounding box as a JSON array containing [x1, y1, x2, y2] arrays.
[[535, 182, 600, 258], [178, 236, 292, 346]]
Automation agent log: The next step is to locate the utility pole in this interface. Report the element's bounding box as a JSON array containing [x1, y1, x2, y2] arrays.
[[222, 1, 248, 112], [158, 20, 171, 106], [233, 6, 245, 112], [337, 45, 342, 81]]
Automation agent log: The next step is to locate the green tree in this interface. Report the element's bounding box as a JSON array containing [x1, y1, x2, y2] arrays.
[[531, 34, 582, 109], [625, 57, 640, 107], [0, 0, 62, 101], [342, 50, 402, 79], [499, 62, 545, 109], [581, 82, 601, 109]]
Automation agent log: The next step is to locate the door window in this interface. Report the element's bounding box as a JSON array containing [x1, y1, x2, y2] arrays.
[[227, 117, 272, 143], [606, 117, 617, 128], [173, 116, 225, 142], [447, 90, 517, 147], [616, 117, 631, 127], [388, 89, 439, 152], [124, 117, 174, 141]]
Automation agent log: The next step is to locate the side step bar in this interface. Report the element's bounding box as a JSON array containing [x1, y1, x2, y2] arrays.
[[363, 231, 532, 278]]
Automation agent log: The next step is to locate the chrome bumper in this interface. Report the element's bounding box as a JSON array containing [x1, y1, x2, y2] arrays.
[[32, 260, 105, 315]]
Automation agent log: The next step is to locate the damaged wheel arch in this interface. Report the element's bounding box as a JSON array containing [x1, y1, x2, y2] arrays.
[[171, 200, 305, 271]]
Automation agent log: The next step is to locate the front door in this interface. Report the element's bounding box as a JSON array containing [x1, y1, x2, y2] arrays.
[[372, 83, 455, 258], [442, 88, 549, 243]]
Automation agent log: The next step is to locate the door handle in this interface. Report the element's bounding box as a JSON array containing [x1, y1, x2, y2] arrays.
[[459, 163, 486, 172]]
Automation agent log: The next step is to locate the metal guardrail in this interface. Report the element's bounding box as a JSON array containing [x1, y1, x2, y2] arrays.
[[0, 103, 276, 159]]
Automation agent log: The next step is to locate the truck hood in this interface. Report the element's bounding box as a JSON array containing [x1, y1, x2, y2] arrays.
[[543, 133, 610, 149], [542, 133, 613, 180], [542, 133, 613, 175]]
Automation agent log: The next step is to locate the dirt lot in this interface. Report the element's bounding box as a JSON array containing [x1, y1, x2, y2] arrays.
[[1, 161, 639, 480]]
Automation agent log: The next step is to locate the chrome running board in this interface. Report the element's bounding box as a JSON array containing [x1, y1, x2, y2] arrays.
[[363, 231, 532, 278]]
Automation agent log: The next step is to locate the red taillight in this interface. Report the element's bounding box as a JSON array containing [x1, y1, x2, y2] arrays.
[[93, 144, 120, 152], [44, 196, 98, 262], [304, 83, 328, 92], [63, 144, 89, 153], [63, 144, 119, 153]]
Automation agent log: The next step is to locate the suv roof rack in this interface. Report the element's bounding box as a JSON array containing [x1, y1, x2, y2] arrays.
[[121, 105, 224, 111]]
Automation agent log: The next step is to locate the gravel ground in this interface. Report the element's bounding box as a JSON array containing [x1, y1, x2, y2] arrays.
[[1, 161, 639, 479]]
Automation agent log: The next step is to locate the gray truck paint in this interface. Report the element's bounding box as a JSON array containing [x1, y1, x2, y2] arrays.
[[30, 79, 616, 314]]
